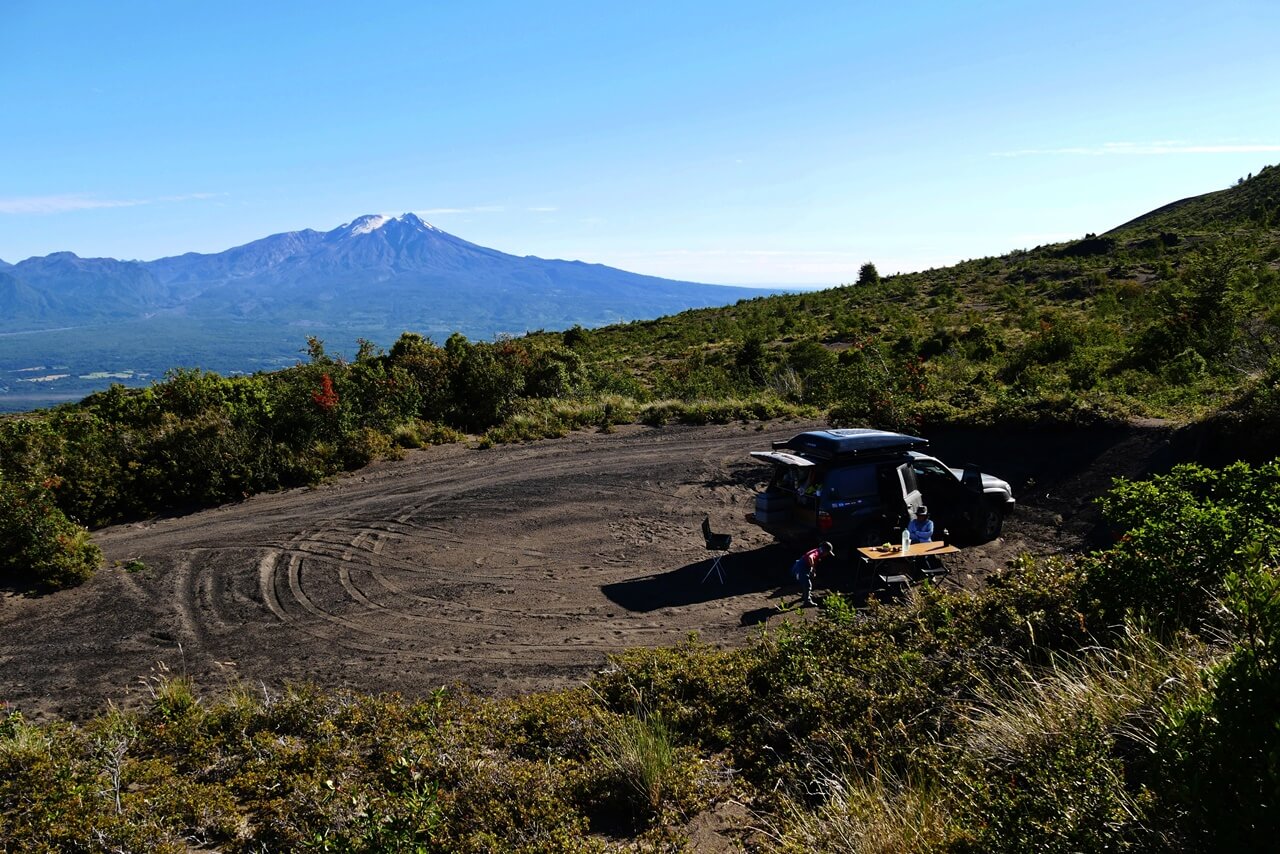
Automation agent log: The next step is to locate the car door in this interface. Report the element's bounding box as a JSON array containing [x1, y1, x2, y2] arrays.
[[896, 463, 923, 519], [911, 456, 966, 522]]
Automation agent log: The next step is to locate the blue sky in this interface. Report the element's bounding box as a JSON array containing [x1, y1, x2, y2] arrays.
[[2, 1, 1278, 284]]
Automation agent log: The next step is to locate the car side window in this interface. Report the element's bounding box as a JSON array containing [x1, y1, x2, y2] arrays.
[[912, 459, 953, 480], [826, 465, 877, 499]]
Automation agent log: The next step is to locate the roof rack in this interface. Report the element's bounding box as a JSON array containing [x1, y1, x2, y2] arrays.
[[771, 428, 928, 461]]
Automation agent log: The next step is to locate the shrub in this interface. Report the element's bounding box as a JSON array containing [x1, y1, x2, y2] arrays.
[[0, 472, 101, 590], [338, 425, 401, 469], [1151, 555, 1280, 849], [827, 344, 927, 432], [950, 713, 1137, 852], [945, 631, 1208, 852], [1081, 460, 1280, 630], [392, 419, 466, 448]]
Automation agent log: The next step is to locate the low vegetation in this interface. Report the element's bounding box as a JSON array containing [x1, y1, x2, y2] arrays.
[[2, 463, 1276, 849]]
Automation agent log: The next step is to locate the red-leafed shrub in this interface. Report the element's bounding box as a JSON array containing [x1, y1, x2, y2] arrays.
[[311, 373, 339, 413]]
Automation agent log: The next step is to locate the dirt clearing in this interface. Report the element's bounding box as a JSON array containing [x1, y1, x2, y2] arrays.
[[0, 419, 1179, 720]]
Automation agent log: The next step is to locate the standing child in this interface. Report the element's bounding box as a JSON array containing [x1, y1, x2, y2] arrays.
[[791, 541, 835, 607]]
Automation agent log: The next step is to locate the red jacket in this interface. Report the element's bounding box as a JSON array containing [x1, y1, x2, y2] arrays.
[[802, 547, 827, 570]]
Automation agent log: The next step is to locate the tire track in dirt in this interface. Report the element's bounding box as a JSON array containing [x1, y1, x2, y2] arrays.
[[226, 427, 789, 690]]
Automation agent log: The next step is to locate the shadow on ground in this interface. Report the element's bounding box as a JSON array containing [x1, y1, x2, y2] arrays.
[[602, 545, 903, 625], [601, 543, 795, 613]]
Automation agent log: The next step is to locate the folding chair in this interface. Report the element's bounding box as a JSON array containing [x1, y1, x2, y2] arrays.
[[700, 516, 732, 584], [878, 573, 911, 597]]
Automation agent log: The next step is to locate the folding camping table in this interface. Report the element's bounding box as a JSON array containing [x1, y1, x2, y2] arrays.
[[857, 541, 960, 591]]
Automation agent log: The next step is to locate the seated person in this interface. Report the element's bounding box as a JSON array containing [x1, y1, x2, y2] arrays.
[[907, 506, 934, 544]]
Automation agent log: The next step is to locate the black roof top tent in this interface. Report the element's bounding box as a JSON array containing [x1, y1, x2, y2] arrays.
[[771, 428, 928, 461]]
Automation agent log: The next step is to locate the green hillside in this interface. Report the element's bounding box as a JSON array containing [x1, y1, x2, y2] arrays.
[[542, 163, 1280, 431], [1109, 162, 1280, 234]]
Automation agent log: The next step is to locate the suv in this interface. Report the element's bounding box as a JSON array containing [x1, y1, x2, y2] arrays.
[[749, 428, 1014, 547]]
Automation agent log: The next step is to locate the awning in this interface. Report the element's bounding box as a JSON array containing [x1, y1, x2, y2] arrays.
[[749, 451, 816, 467]]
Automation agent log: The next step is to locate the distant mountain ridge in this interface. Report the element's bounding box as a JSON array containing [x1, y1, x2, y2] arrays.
[[0, 214, 771, 410], [2, 213, 760, 335]]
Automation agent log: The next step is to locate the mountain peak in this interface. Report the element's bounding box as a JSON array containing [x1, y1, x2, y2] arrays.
[[334, 212, 443, 239], [397, 212, 441, 233], [345, 214, 393, 236]]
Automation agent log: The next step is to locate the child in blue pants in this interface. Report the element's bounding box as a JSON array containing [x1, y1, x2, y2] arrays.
[[791, 541, 835, 606]]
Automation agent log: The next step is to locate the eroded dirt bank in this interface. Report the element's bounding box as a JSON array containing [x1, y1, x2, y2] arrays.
[[1, 419, 1182, 720]]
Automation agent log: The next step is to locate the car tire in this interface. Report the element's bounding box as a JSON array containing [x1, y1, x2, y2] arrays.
[[974, 501, 1004, 541]]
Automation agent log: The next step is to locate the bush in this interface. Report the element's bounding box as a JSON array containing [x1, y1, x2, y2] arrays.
[[1151, 555, 1280, 848], [339, 425, 401, 469], [950, 713, 1138, 852], [949, 630, 1209, 851], [0, 472, 101, 590], [1081, 460, 1280, 630], [392, 419, 466, 448]]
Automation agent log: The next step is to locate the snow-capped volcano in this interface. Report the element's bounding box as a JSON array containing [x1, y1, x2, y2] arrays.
[[1, 215, 759, 339], [395, 212, 441, 232], [1, 214, 772, 406]]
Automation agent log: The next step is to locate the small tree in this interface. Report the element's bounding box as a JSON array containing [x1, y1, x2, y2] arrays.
[[856, 262, 881, 287], [733, 333, 768, 386]]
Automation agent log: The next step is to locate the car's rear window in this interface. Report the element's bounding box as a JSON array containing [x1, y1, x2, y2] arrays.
[[825, 465, 877, 499]]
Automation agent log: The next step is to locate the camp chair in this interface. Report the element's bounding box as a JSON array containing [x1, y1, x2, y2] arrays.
[[701, 516, 732, 584], [878, 573, 911, 598]]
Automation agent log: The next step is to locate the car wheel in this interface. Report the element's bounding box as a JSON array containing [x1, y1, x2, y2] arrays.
[[974, 501, 1004, 541]]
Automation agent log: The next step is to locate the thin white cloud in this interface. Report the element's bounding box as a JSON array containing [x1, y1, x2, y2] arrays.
[[0, 192, 223, 215], [413, 205, 505, 215], [993, 141, 1280, 157], [0, 195, 143, 214]]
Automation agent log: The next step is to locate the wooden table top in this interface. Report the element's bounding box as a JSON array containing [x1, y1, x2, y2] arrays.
[[857, 541, 960, 561]]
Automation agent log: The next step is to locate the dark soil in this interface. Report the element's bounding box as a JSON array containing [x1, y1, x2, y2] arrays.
[[0, 418, 1182, 721]]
